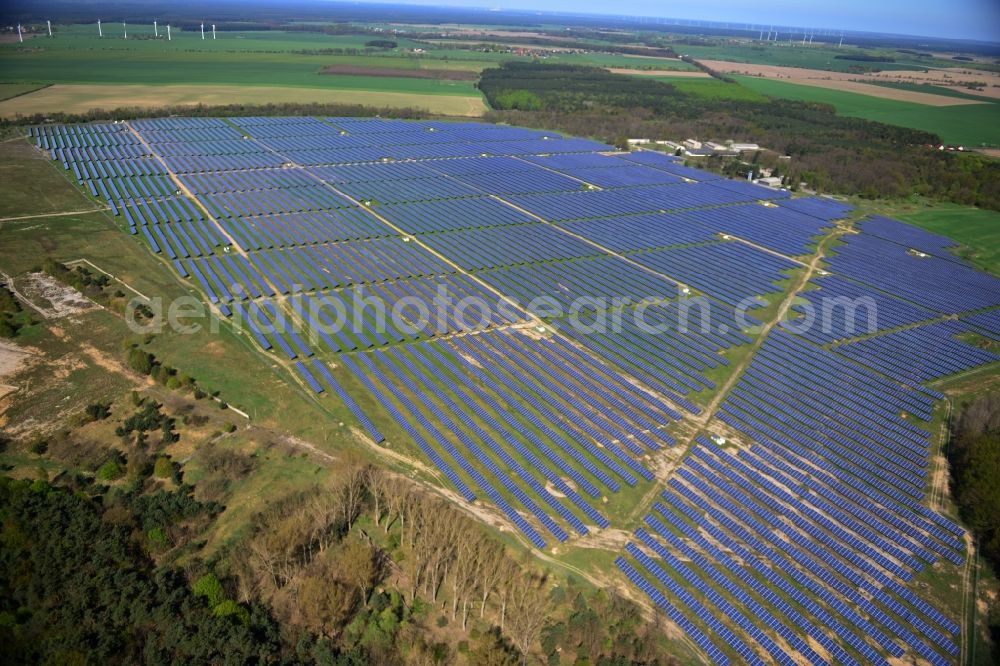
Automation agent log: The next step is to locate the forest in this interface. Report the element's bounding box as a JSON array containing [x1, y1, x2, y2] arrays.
[[948, 392, 1000, 646], [478, 62, 1000, 209], [0, 397, 674, 666]]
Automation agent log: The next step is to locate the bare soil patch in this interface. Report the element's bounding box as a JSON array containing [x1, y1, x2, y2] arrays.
[[0, 340, 33, 399], [15, 271, 95, 319], [699, 60, 992, 106], [320, 64, 478, 80]]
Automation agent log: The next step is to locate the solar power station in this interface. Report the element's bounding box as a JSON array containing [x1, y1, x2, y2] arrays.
[[31, 117, 1000, 665]]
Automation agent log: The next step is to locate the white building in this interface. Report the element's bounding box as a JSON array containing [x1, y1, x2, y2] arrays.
[[755, 176, 783, 188]]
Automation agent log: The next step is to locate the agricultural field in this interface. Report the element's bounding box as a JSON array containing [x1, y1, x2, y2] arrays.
[[735, 75, 1000, 145], [672, 40, 966, 73], [0, 83, 48, 101], [0, 26, 489, 117], [4, 113, 997, 664], [0, 23, 702, 119], [640, 77, 770, 102]]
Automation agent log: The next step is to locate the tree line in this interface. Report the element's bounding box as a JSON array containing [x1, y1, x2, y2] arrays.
[[0, 102, 433, 133], [948, 392, 1000, 648]]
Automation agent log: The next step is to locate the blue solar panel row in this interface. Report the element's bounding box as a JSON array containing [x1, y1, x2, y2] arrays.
[[418, 223, 603, 270], [858, 215, 960, 259], [836, 319, 999, 384], [477, 254, 676, 311], [964, 308, 1000, 340], [630, 241, 797, 307], [827, 232, 1000, 313], [787, 274, 938, 344], [558, 212, 720, 252], [775, 195, 853, 220], [506, 182, 763, 221], [628, 442, 961, 665]]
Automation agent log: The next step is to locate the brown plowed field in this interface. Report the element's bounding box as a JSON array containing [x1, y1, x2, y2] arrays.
[[699, 59, 997, 105]]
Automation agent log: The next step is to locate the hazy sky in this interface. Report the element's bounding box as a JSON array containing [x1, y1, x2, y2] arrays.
[[370, 0, 1000, 42]]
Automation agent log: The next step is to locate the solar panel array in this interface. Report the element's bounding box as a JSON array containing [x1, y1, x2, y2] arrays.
[[787, 274, 938, 344], [826, 232, 1000, 313], [857, 215, 961, 261], [836, 319, 999, 384], [32, 116, 997, 665]]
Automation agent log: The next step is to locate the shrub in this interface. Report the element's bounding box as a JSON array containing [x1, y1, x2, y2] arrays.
[[153, 456, 173, 480], [212, 600, 250, 625], [192, 573, 225, 608], [96, 461, 123, 481]]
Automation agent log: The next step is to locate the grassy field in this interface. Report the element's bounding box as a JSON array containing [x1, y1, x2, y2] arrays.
[[0, 83, 488, 118], [0, 83, 48, 101], [659, 77, 770, 102], [895, 204, 1000, 275], [735, 75, 1000, 146], [0, 48, 484, 91], [673, 41, 953, 73], [0, 26, 489, 117], [24, 24, 430, 52]]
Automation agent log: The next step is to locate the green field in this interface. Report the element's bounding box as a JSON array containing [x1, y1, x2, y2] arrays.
[[0, 48, 481, 93], [735, 75, 1000, 146], [897, 203, 1000, 275], [638, 76, 770, 102], [0, 26, 495, 117], [673, 40, 954, 72], [22, 23, 429, 52], [0, 83, 48, 101]]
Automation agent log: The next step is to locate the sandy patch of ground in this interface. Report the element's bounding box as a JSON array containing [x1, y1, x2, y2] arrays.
[[699, 60, 993, 106], [15, 272, 95, 319], [0, 340, 33, 399], [0, 84, 488, 118], [608, 68, 710, 78], [974, 148, 1000, 158]]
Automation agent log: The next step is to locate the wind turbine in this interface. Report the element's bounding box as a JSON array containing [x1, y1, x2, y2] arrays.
[[98, 19, 103, 38], [16, 24, 22, 43], [838, 33, 844, 48], [123, 21, 127, 40], [154, 20, 158, 37], [200, 23, 204, 39], [167, 24, 171, 41], [47, 20, 52, 37], [212, 25, 216, 39]]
